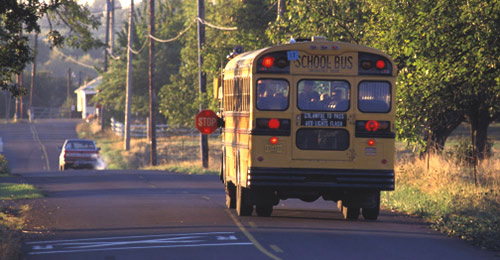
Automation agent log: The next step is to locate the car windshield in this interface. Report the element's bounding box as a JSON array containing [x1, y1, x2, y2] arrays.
[[65, 141, 96, 149]]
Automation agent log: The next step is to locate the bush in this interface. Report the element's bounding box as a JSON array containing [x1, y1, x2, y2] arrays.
[[0, 154, 10, 174], [448, 137, 493, 164]]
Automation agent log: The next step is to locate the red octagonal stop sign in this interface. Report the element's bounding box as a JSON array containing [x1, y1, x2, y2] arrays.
[[195, 110, 219, 134]]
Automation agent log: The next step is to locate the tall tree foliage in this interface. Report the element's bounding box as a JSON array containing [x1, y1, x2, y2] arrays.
[[94, 0, 184, 121], [0, 0, 103, 96], [159, 0, 275, 127], [367, 0, 500, 158], [266, 0, 372, 44]]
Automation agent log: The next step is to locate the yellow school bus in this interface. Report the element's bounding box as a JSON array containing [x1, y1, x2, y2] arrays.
[[215, 36, 396, 220]]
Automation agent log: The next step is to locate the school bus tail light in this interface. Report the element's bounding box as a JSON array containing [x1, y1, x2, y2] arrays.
[[268, 118, 280, 129], [355, 120, 395, 138], [253, 118, 291, 136], [365, 120, 380, 132], [269, 136, 279, 145]]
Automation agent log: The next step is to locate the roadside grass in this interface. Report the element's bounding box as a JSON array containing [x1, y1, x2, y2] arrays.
[[383, 150, 500, 251], [0, 205, 29, 260], [0, 155, 43, 260]]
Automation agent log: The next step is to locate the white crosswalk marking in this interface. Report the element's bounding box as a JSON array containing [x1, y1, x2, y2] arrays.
[[27, 232, 252, 255]]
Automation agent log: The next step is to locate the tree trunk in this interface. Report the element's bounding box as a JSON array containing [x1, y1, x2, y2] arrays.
[[426, 111, 464, 153], [469, 107, 497, 160]]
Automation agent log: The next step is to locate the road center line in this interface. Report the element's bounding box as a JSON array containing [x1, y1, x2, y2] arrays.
[[225, 209, 282, 260]]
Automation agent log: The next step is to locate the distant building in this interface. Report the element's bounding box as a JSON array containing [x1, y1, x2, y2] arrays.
[[74, 76, 101, 119]]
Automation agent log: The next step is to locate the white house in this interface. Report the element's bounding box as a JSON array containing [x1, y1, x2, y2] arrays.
[[75, 76, 101, 119]]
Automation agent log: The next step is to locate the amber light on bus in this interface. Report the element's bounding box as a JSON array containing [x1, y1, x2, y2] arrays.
[[269, 136, 279, 144], [368, 139, 375, 146]]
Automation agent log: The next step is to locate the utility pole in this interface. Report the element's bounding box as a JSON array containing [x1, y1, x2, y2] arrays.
[[148, 0, 157, 165], [198, 0, 208, 168], [124, 0, 134, 151], [110, 0, 115, 51], [104, 0, 110, 72], [19, 73, 24, 120], [14, 73, 22, 121], [101, 0, 111, 131], [66, 68, 71, 101], [30, 33, 37, 118]]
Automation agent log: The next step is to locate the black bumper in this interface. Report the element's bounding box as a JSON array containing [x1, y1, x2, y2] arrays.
[[247, 167, 394, 190]]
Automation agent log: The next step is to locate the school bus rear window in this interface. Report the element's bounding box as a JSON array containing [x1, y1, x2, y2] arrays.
[[256, 79, 289, 111], [298, 80, 350, 111], [358, 81, 391, 113], [296, 129, 349, 150]]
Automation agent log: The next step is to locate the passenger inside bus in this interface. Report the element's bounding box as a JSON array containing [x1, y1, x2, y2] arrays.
[[299, 80, 321, 110], [321, 89, 348, 111], [257, 80, 288, 110]]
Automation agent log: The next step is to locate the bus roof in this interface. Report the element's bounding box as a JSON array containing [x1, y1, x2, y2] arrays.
[[224, 38, 395, 77]]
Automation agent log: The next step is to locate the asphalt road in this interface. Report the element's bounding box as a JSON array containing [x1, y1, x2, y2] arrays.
[[1, 120, 498, 260]]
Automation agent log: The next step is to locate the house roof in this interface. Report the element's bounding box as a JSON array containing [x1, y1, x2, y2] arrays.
[[74, 76, 102, 95]]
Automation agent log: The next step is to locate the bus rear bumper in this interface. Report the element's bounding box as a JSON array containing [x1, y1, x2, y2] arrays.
[[247, 167, 394, 191]]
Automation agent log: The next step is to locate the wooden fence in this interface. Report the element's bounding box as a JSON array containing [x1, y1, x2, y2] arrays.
[[110, 118, 201, 138]]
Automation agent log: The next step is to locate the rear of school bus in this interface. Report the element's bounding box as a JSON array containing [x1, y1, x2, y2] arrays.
[[220, 36, 396, 220]]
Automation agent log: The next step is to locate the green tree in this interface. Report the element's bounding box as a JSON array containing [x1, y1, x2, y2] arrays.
[[94, 0, 184, 122], [266, 0, 373, 44], [160, 0, 275, 127], [368, 0, 500, 158], [1, 0, 103, 96]]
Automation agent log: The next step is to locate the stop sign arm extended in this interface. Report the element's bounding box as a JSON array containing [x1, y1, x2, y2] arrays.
[[195, 110, 223, 134]]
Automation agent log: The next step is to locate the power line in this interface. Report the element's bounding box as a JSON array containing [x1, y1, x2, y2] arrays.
[[46, 16, 237, 68]]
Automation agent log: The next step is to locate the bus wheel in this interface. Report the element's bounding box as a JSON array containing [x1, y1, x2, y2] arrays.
[[236, 186, 253, 216], [225, 183, 236, 209], [362, 206, 379, 220], [342, 206, 360, 220], [256, 204, 273, 217], [362, 192, 380, 220]]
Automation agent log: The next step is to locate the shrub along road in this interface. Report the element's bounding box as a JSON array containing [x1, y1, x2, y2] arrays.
[[1, 119, 499, 259]]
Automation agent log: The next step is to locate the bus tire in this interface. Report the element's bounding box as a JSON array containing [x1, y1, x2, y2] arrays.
[[225, 183, 236, 209], [342, 206, 360, 220], [236, 185, 253, 216], [362, 192, 380, 220], [256, 204, 273, 217], [362, 206, 379, 220]]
